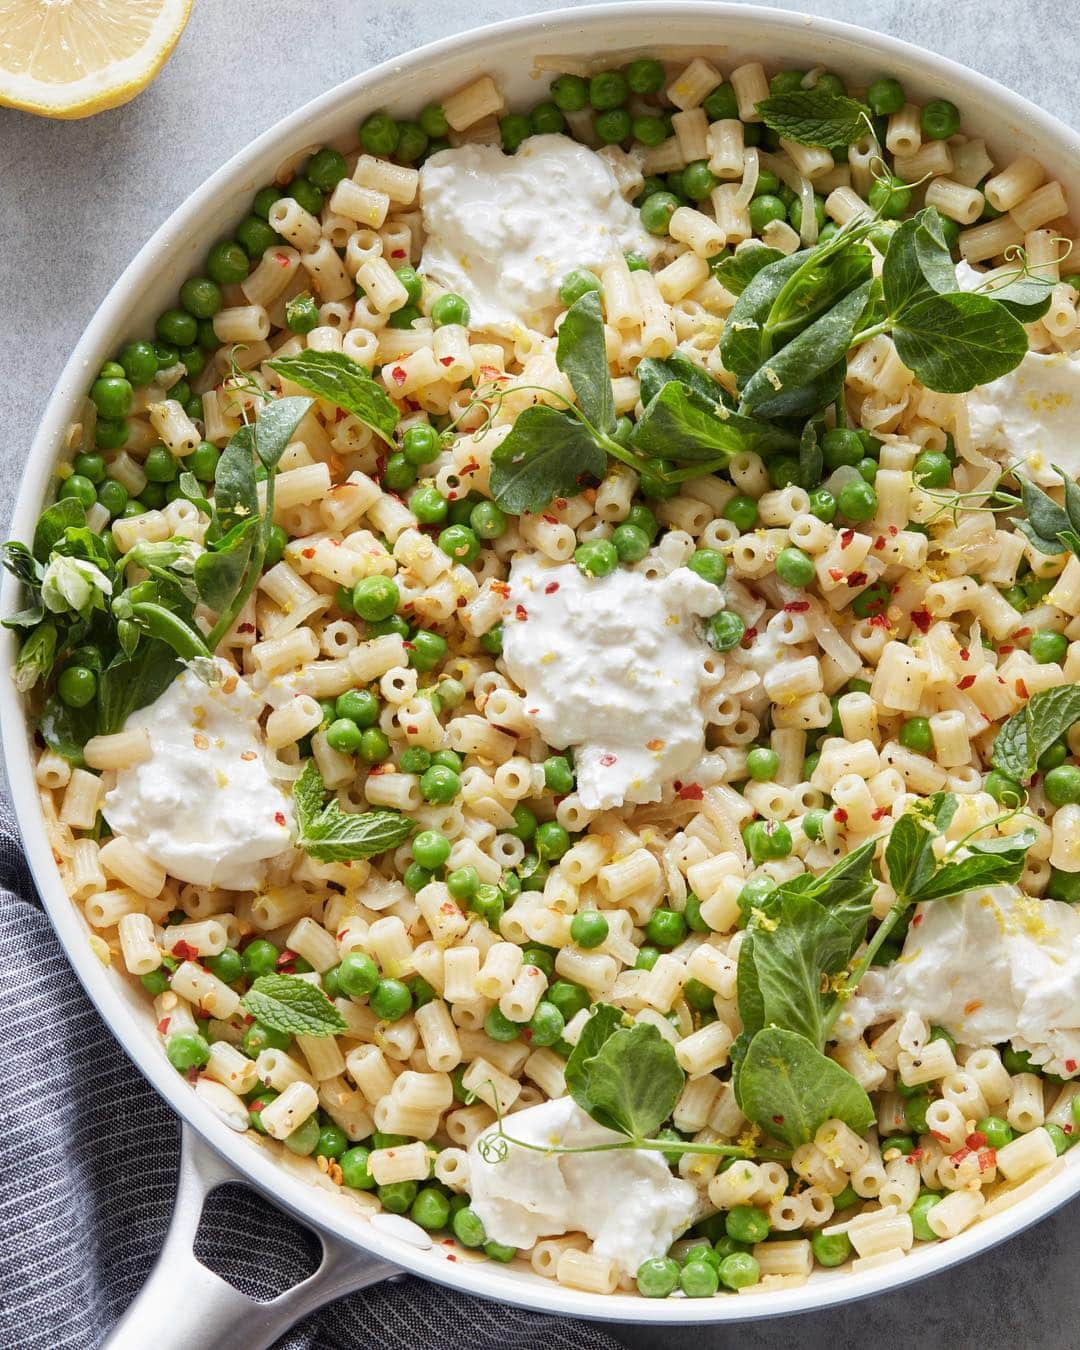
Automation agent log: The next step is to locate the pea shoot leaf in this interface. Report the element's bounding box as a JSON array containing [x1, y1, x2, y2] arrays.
[[252, 395, 313, 469], [97, 639, 182, 736], [268, 349, 399, 444], [556, 291, 615, 434], [889, 290, 1029, 393], [991, 684, 1080, 783], [630, 381, 797, 462], [565, 1004, 684, 1139], [738, 1027, 875, 1147], [293, 759, 416, 862], [33, 498, 85, 561], [710, 242, 784, 296], [966, 269, 1054, 323], [240, 974, 348, 1038], [756, 88, 872, 148], [637, 354, 733, 410], [13, 620, 57, 692], [489, 405, 607, 514]]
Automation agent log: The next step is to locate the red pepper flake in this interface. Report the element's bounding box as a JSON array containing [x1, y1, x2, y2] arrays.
[[544, 581, 560, 594], [171, 940, 199, 962], [740, 627, 758, 649], [872, 806, 888, 820], [1014, 626, 1031, 638], [600, 753, 617, 767], [949, 1145, 972, 1165], [541, 513, 558, 524], [772, 1115, 785, 1125], [390, 366, 407, 386], [958, 674, 976, 690], [999, 645, 1014, 656], [238, 621, 255, 634], [156, 1017, 171, 1035], [869, 613, 890, 629], [910, 610, 931, 633], [439, 355, 454, 367], [275, 251, 290, 267], [912, 912, 923, 927], [888, 524, 899, 536], [1066, 1059, 1078, 1073], [391, 248, 406, 258], [555, 497, 568, 510], [840, 529, 855, 550], [846, 571, 868, 588], [406, 725, 418, 734], [978, 1148, 997, 1171], [959, 647, 970, 661], [515, 604, 528, 622], [301, 547, 316, 559], [873, 535, 886, 550], [1016, 678, 1029, 699], [276, 949, 297, 970], [274, 811, 286, 827], [966, 1131, 987, 1150], [784, 600, 810, 612], [931, 1130, 950, 1144], [833, 807, 848, 823], [828, 567, 846, 582], [677, 783, 704, 801]]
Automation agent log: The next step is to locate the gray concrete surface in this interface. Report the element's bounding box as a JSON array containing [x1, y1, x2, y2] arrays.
[[1, 2, 1078, 1346]]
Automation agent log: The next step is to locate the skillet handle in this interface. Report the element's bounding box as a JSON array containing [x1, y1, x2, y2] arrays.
[[104, 1124, 401, 1350]]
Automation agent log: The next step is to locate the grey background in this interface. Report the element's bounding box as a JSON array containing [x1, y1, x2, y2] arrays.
[[1, 2, 1078, 1346]]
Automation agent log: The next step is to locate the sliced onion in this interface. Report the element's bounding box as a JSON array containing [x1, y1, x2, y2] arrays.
[[734, 147, 760, 208], [798, 175, 818, 246]]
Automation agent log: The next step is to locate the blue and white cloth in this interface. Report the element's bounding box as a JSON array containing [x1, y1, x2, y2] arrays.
[[0, 803, 624, 1350]]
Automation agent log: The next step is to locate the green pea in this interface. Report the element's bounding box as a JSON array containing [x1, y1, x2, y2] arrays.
[[679, 1260, 719, 1298], [543, 755, 574, 795], [975, 1115, 1014, 1150], [437, 523, 480, 564], [683, 976, 715, 1011], [866, 77, 905, 115], [837, 478, 878, 522], [119, 339, 159, 386], [767, 455, 801, 490], [632, 115, 668, 147], [432, 749, 462, 772], [706, 610, 746, 652], [359, 727, 391, 764], [498, 112, 532, 152], [179, 276, 223, 321], [679, 159, 715, 202], [526, 101, 565, 137], [484, 1005, 520, 1042], [448, 1204, 486, 1247], [723, 494, 758, 531], [248, 1089, 280, 1134], [509, 804, 537, 841], [635, 945, 660, 971], [527, 1000, 565, 1048], [536, 821, 570, 862], [166, 1031, 210, 1071], [899, 716, 933, 754], [748, 193, 788, 233], [623, 58, 664, 95], [333, 688, 378, 727], [600, 524, 647, 569], [702, 83, 745, 118], [921, 98, 960, 140], [431, 292, 470, 327], [594, 107, 631, 144], [775, 545, 815, 588], [204, 947, 243, 984], [903, 1092, 931, 1134], [547, 979, 589, 1021], [413, 829, 451, 870], [96, 479, 128, 518], [1045, 765, 1080, 807], [811, 1230, 851, 1267], [324, 718, 361, 754], [1030, 629, 1068, 664], [57, 665, 97, 709], [570, 910, 609, 949], [371, 978, 412, 1021], [687, 547, 727, 587], [640, 190, 680, 236], [725, 1205, 769, 1245], [1039, 741, 1069, 773], [639, 458, 678, 498], [589, 69, 628, 109], [1048, 867, 1080, 903], [469, 884, 504, 929], [251, 185, 282, 220], [574, 538, 618, 579], [746, 746, 780, 781], [788, 193, 826, 233], [909, 1191, 942, 1242], [410, 483, 449, 524], [744, 819, 792, 863], [914, 450, 952, 489], [351, 575, 398, 622], [636, 1255, 679, 1298], [645, 908, 687, 948], [154, 308, 197, 348], [984, 769, 1023, 808], [558, 268, 603, 308], [420, 764, 460, 803], [769, 70, 806, 95], [90, 375, 134, 420]]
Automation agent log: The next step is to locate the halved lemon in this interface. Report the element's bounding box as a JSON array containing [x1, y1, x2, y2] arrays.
[[0, 0, 192, 119]]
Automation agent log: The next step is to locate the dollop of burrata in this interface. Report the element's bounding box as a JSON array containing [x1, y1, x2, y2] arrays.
[[964, 342, 1080, 487], [103, 660, 293, 890], [468, 1096, 696, 1275], [500, 557, 724, 811], [419, 133, 658, 335], [837, 885, 1080, 1076]]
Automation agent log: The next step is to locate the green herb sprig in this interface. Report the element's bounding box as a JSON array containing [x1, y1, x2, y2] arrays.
[[293, 759, 416, 862]]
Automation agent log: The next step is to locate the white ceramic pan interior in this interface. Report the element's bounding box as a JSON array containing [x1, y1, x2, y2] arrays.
[[5, 5, 1080, 1344]]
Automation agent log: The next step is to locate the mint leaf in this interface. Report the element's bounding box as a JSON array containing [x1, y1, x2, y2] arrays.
[[992, 684, 1080, 783], [489, 405, 607, 513], [756, 88, 871, 147], [556, 291, 615, 434], [240, 974, 348, 1037], [909, 829, 1036, 903], [890, 290, 1029, 393], [738, 1027, 874, 1147], [293, 759, 415, 862], [268, 350, 399, 444]]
